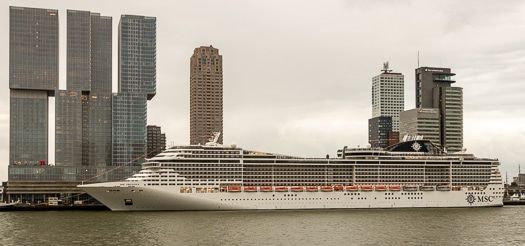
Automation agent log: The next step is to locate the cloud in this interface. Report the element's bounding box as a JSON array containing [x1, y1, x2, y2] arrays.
[[1, 0, 524, 181]]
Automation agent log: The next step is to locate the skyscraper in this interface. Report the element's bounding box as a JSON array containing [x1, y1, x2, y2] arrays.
[[113, 15, 156, 166], [368, 116, 393, 148], [402, 67, 463, 152], [371, 63, 404, 131], [369, 62, 403, 148], [7, 6, 157, 203], [9, 6, 58, 167], [190, 45, 223, 145], [147, 125, 166, 158], [55, 10, 113, 169]]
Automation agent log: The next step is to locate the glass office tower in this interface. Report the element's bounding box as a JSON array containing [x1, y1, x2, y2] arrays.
[[55, 10, 113, 173], [9, 6, 59, 167], [112, 15, 156, 166]]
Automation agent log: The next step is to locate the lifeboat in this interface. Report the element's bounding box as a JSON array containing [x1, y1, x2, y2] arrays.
[[275, 186, 289, 192], [260, 186, 273, 192], [436, 185, 451, 191], [227, 186, 241, 192], [360, 185, 373, 191], [306, 186, 318, 192], [243, 186, 257, 192], [334, 185, 344, 191], [374, 185, 386, 191], [291, 186, 304, 192], [403, 185, 418, 191], [420, 185, 435, 191], [346, 185, 358, 191], [321, 186, 333, 192], [388, 185, 401, 191]]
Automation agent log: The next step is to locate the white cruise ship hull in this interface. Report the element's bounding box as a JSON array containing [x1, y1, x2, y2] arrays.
[[80, 183, 503, 211]]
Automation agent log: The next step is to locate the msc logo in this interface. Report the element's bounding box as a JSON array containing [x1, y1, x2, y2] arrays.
[[466, 194, 493, 205]]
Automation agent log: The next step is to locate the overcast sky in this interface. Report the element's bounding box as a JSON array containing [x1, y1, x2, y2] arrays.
[[1, 0, 524, 182]]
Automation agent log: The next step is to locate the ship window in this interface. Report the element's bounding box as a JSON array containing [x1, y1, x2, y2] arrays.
[[124, 199, 133, 206]]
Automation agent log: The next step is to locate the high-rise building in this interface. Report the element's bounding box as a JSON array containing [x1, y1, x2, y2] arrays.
[[399, 108, 441, 145], [415, 67, 455, 108], [368, 116, 392, 148], [9, 6, 59, 167], [369, 63, 403, 148], [435, 86, 463, 152], [7, 6, 156, 203], [113, 15, 156, 166], [371, 63, 404, 132], [147, 125, 166, 158], [55, 10, 113, 170], [400, 67, 462, 152], [190, 45, 223, 145], [413, 67, 463, 152]]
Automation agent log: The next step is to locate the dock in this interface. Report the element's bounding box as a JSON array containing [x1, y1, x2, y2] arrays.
[[0, 203, 109, 211]]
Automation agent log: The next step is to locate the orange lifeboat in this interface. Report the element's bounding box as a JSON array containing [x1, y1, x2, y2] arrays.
[[260, 186, 273, 192], [306, 186, 318, 192], [275, 186, 289, 192], [375, 185, 387, 191], [346, 185, 358, 191], [360, 185, 373, 191], [321, 186, 333, 192], [228, 186, 241, 192], [291, 186, 304, 192], [243, 186, 257, 192], [388, 185, 401, 191], [334, 185, 344, 191]]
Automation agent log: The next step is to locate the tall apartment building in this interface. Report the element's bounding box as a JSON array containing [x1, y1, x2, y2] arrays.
[[113, 15, 156, 166], [9, 6, 59, 167], [147, 125, 166, 158], [369, 63, 403, 148], [190, 45, 223, 145], [55, 10, 113, 170], [371, 64, 404, 131]]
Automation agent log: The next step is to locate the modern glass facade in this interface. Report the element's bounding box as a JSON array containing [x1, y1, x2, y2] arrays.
[[118, 15, 156, 98], [190, 46, 223, 145], [112, 15, 156, 167], [147, 125, 166, 158], [87, 14, 113, 168], [55, 10, 113, 170], [9, 6, 59, 91], [437, 87, 463, 152], [399, 108, 441, 145], [9, 6, 58, 168], [9, 90, 50, 166], [368, 116, 392, 148], [7, 7, 148, 202], [415, 67, 456, 109], [112, 93, 148, 166], [412, 67, 463, 152]]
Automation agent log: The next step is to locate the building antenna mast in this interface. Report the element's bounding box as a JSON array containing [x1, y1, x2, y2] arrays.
[[417, 51, 420, 68], [381, 61, 392, 73]]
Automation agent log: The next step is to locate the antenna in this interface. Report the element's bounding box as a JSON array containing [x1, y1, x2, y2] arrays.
[[381, 61, 392, 73], [417, 51, 420, 68]]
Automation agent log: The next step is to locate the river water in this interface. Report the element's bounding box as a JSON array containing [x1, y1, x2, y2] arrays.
[[1, 206, 523, 246]]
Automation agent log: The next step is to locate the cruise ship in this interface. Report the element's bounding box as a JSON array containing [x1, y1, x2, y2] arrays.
[[79, 133, 504, 211]]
